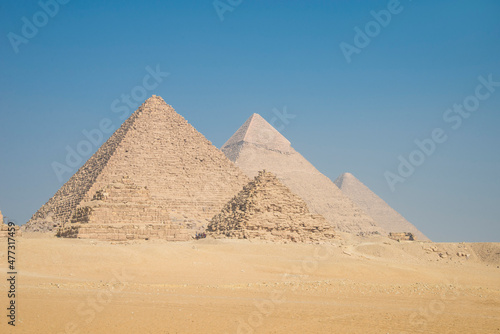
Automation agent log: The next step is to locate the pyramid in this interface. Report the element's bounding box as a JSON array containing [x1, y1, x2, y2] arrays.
[[207, 170, 336, 243], [334, 173, 429, 241], [221, 114, 384, 235], [25, 96, 250, 236]]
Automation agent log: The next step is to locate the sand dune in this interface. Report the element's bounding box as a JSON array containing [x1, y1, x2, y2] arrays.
[[1, 234, 498, 333]]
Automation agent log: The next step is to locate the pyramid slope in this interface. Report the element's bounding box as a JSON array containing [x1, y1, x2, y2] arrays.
[[25, 96, 249, 232], [334, 173, 429, 241], [207, 170, 336, 243], [221, 114, 384, 235]]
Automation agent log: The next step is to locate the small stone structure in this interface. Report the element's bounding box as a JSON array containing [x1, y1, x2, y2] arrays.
[[207, 170, 336, 243], [0, 210, 21, 237], [57, 176, 189, 241], [388, 232, 415, 241]]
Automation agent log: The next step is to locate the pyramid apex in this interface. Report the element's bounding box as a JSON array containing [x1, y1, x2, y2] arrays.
[[144, 94, 166, 103], [138, 95, 175, 112], [221, 113, 291, 153]]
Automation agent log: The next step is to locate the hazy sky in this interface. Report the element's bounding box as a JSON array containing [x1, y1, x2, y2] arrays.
[[1, 0, 499, 242]]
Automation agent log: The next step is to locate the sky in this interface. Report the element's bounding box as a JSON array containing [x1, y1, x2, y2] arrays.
[[0, 0, 499, 242]]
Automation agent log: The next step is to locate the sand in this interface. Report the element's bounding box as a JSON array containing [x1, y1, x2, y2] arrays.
[[1, 234, 499, 334]]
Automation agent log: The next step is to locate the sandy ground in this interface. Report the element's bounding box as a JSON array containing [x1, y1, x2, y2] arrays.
[[1, 233, 499, 334]]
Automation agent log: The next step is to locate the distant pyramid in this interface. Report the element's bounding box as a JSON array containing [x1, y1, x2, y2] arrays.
[[334, 173, 429, 241], [221, 114, 384, 235], [25, 96, 249, 235], [207, 170, 336, 243]]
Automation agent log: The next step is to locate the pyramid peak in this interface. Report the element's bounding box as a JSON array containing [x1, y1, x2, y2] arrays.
[[341, 172, 357, 180], [334, 172, 359, 189], [143, 95, 167, 105], [221, 113, 292, 153], [137, 95, 177, 115], [249, 113, 264, 120]]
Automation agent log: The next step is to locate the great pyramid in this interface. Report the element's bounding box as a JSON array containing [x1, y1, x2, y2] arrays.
[[25, 96, 249, 237], [221, 114, 384, 235], [207, 170, 336, 243], [334, 173, 430, 241]]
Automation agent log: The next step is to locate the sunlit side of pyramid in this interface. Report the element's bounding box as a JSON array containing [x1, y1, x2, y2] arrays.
[[221, 114, 384, 235], [334, 173, 429, 241], [25, 96, 249, 236], [207, 170, 336, 243]]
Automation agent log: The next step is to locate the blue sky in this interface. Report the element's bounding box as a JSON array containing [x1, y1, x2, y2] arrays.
[[0, 0, 499, 241]]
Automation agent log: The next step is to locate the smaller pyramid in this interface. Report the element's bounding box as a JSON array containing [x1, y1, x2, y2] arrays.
[[58, 176, 189, 241], [207, 170, 336, 243], [334, 173, 429, 241]]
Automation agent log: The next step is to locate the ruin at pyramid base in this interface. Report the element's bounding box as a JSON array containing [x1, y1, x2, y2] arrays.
[[209, 221, 336, 244], [1, 223, 22, 238], [57, 223, 190, 241], [0, 210, 22, 238], [207, 170, 337, 244]]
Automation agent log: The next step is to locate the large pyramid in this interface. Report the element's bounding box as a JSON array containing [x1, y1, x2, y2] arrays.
[[221, 113, 384, 235], [25, 96, 250, 235], [334, 173, 429, 241], [207, 170, 336, 243]]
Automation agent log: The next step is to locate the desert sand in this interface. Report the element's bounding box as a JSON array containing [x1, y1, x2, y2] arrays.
[[1, 234, 499, 334]]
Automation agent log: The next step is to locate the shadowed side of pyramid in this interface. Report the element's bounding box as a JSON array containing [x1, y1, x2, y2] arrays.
[[24, 95, 250, 234], [334, 173, 430, 241], [221, 114, 385, 235]]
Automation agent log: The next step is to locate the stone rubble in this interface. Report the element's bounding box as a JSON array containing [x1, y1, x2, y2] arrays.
[[388, 232, 415, 241]]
